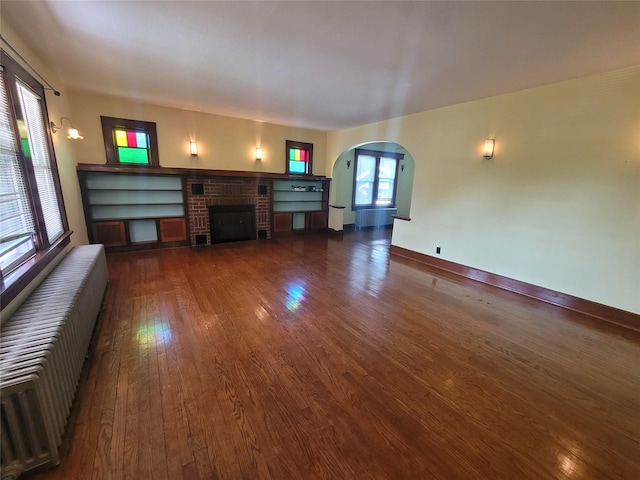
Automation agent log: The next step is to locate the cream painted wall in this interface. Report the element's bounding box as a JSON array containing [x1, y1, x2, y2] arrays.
[[326, 67, 640, 314], [67, 90, 327, 176], [1, 20, 87, 320]]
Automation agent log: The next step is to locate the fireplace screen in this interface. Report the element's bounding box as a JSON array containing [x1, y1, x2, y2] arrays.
[[208, 205, 256, 243]]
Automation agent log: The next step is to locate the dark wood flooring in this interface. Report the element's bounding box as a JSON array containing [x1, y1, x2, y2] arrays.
[[27, 230, 640, 479]]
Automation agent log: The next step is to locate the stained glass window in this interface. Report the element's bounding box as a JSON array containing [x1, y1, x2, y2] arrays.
[[114, 129, 150, 164], [286, 140, 313, 175], [101, 116, 159, 167]]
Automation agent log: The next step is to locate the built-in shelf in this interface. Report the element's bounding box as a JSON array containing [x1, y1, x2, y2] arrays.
[[78, 170, 188, 251], [77, 164, 332, 247], [272, 179, 329, 233]]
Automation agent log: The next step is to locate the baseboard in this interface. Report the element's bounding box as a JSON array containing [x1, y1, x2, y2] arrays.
[[389, 245, 640, 333], [343, 223, 393, 232]]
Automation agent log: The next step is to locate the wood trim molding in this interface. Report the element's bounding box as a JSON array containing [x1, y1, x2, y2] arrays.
[[1, 231, 72, 310], [389, 245, 640, 332], [76, 163, 329, 181]]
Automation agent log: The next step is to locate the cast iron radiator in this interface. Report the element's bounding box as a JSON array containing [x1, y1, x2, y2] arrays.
[[0, 245, 108, 479], [354, 207, 398, 229]]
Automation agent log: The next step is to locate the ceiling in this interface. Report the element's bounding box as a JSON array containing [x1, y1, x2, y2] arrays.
[[2, 1, 639, 131]]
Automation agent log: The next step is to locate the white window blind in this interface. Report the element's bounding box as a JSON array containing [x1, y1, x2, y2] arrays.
[[354, 154, 376, 206], [16, 81, 63, 243], [0, 69, 36, 273]]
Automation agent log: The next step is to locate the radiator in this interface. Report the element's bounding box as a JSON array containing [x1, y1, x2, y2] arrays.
[[354, 208, 398, 229], [0, 245, 108, 479]]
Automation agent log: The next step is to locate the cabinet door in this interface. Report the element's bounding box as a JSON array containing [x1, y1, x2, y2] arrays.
[[160, 218, 187, 242], [93, 221, 127, 247], [309, 211, 327, 230], [273, 213, 292, 233]]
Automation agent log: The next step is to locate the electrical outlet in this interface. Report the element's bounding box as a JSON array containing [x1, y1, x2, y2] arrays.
[[436, 247, 441, 254]]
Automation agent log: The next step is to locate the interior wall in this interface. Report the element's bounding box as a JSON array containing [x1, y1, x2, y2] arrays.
[[67, 90, 327, 176], [1, 19, 87, 319], [331, 143, 414, 225], [326, 67, 640, 314]]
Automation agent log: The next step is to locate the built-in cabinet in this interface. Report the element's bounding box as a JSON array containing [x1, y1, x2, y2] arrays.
[[272, 179, 329, 234], [78, 170, 188, 251], [77, 165, 330, 251]]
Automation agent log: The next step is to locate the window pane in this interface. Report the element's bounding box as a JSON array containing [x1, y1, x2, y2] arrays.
[[289, 159, 307, 174], [376, 157, 397, 205], [115, 130, 128, 146], [0, 235, 35, 273], [354, 155, 376, 206], [136, 132, 148, 148], [118, 146, 150, 164], [0, 71, 36, 273], [17, 81, 64, 243]]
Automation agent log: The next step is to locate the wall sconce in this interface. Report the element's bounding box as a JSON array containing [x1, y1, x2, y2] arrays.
[[483, 139, 495, 159], [347, 159, 351, 169], [50, 117, 83, 139], [255, 147, 262, 161], [400, 162, 405, 172], [190, 141, 198, 157]]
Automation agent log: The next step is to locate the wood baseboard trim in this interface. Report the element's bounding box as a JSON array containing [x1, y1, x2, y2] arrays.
[[389, 245, 640, 332]]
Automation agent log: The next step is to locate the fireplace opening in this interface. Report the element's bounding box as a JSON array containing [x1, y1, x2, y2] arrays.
[[209, 204, 256, 244]]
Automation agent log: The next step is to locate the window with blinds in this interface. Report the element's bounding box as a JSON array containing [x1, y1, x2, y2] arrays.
[[0, 49, 69, 307], [0, 70, 36, 273], [16, 81, 64, 242]]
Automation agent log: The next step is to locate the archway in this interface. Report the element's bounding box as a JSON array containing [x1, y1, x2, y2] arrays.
[[329, 142, 415, 231]]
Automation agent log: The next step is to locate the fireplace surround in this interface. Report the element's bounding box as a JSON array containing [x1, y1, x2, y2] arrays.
[[186, 177, 271, 246]]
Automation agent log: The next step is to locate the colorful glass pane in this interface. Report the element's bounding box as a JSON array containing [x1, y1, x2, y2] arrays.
[[17, 120, 31, 157], [118, 147, 149, 164], [136, 132, 148, 148], [20, 139, 31, 158], [126, 131, 137, 147], [289, 159, 306, 174], [115, 130, 127, 147]]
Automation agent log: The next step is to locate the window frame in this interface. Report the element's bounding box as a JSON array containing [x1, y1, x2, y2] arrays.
[[285, 140, 313, 176], [351, 148, 403, 210], [101, 115, 160, 167], [1, 49, 71, 310]]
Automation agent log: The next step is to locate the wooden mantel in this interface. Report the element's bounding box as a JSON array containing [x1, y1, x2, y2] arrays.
[[76, 163, 330, 181]]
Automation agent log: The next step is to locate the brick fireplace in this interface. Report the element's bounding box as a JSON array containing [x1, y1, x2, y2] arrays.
[[186, 178, 271, 246]]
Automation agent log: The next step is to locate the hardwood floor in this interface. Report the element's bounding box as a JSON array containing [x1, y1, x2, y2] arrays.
[[26, 230, 640, 479]]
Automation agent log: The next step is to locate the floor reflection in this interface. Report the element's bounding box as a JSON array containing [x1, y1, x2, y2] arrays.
[[348, 235, 390, 297], [136, 322, 172, 346], [284, 282, 307, 311]]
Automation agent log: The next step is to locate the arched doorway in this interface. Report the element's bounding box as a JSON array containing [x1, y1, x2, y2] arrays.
[[329, 142, 415, 231]]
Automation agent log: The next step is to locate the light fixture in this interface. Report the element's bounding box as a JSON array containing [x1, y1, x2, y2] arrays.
[[400, 162, 405, 172], [50, 117, 83, 139], [190, 141, 198, 156], [256, 147, 262, 161], [483, 139, 495, 159], [347, 159, 351, 169]]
